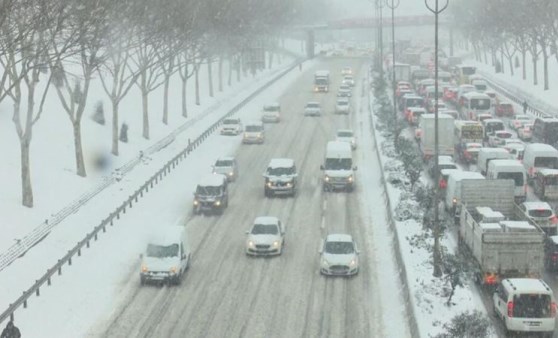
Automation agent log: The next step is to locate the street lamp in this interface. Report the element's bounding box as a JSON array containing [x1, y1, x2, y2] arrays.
[[373, 0, 385, 79], [425, 0, 449, 278], [385, 0, 400, 118]]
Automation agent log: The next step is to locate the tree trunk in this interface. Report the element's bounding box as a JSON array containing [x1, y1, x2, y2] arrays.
[[112, 99, 119, 156], [533, 57, 538, 86], [207, 58, 214, 97], [228, 57, 232, 86], [522, 50, 527, 80], [195, 64, 200, 106], [181, 76, 187, 118], [268, 51, 273, 69], [236, 56, 241, 82], [163, 74, 170, 124], [142, 90, 150, 139], [73, 120, 86, 177], [500, 50, 505, 74], [218, 55, 223, 92], [20, 138, 33, 207], [508, 56, 514, 76]]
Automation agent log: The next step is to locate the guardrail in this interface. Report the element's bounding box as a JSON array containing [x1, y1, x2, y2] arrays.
[[0, 57, 304, 325], [366, 75, 421, 337], [476, 69, 551, 119], [0, 56, 298, 274]]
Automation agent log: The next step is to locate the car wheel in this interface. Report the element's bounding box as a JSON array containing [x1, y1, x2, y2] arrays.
[[264, 189, 270, 197]]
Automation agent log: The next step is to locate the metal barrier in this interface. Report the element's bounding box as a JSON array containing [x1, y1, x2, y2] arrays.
[[0, 57, 304, 325], [367, 79, 421, 337]]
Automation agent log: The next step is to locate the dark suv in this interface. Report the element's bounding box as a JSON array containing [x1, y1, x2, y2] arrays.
[[263, 158, 298, 197], [545, 236, 558, 272], [193, 174, 229, 215]]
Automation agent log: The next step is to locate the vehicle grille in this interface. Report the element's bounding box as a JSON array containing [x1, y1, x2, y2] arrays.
[[330, 265, 349, 271], [256, 244, 270, 249]]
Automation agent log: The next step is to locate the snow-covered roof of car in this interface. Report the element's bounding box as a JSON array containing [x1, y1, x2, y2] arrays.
[[306, 101, 320, 106], [479, 147, 509, 155], [537, 168, 558, 176], [437, 155, 454, 164], [488, 159, 524, 168], [407, 107, 426, 112], [462, 91, 490, 100], [504, 143, 524, 151], [253, 216, 279, 225], [494, 130, 512, 136], [326, 233, 353, 243], [513, 115, 531, 120], [522, 201, 553, 210], [148, 226, 184, 246], [550, 235, 558, 245], [525, 143, 558, 153], [448, 171, 485, 181], [216, 156, 235, 163], [268, 158, 295, 169], [458, 84, 475, 89], [223, 118, 241, 123], [336, 129, 354, 135], [465, 142, 483, 148], [264, 102, 280, 108], [502, 278, 552, 293], [440, 168, 461, 176], [500, 221, 535, 232], [420, 113, 454, 120], [198, 174, 227, 187], [336, 97, 350, 103], [404, 95, 422, 100], [245, 120, 263, 127]]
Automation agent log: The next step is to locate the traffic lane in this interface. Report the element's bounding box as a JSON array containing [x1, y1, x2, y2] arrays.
[[101, 58, 390, 334]]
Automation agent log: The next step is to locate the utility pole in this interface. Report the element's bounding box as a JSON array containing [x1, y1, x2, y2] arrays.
[[425, 0, 449, 278], [386, 0, 400, 118]]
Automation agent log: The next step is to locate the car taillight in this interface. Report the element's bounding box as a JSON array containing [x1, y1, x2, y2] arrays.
[[464, 150, 470, 159], [552, 253, 558, 261], [439, 179, 447, 189], [551, 215, 558, 224], [529, 167, 534, 176], [551, 302, 557, 317], [507, 301, 514, 317]]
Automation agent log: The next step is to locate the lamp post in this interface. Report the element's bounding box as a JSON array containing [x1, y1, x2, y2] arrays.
[[374, 0, 384, 79], [425, 0, 448, 278], [386, 0, 399, 118]]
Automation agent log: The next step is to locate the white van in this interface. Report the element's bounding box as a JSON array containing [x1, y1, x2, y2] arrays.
[[523, 143, 558, 181], [320, 141, 356, 192], [445, 171, 485, 220], [493, 278, 556, 335], [486, 159, 527, 202], [477, 147, 510, 175], [140, 226, 190, 285]]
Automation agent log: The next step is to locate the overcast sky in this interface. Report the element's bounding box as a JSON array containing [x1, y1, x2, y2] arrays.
[[327, 0, 440, 19]]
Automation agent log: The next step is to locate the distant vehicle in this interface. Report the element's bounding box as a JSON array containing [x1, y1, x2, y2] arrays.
[[337, 84, 352, 98], [519, 201, 558, 236], [460, 92, 492, 120], [212, 157, 238, 182], [335, 97, 350, 115], [140, 226, 190, 285], [336, 129, 357, 150], [418, 113, 455, 160], [455, 65, 476, 84], [471, 78, 488, 92], [454, 120, 484, 145], [488, 130, 513, 147], [509, 114, 532, 130], [476, 113, 493, 123], [532, 117, 558, 146], [220, 118, 243, 136], [341, 67, 352, 76], [544, 236, 558, 271], [523, 143, 558, 181], [393, 63, 411, 82], [503, 143, 525, 161], [482, 118, 505, 142], [518, 122, 534, 141], [314, 70, 330, 92], [486, 159, 527, 203], [319, 234, 360, 276], [342, 75, 355, 87], [459, 142, 483, 164], [262, 103, 281, 123], [406, 107, 426, 126], [427, 99, 446, 113], [493, 278, 556, 335], [320, 141, 356, 192], [533, 169, 558, 201], [304, 101, 322, 116], [428, 155, 458, 179], [245, 216, 285, 256], [263, 158, 298, 197], [242, 121, 265, 144], [477, 147, 511, 175], [193, 174, 229, 215], [495, 101, 514, 117]]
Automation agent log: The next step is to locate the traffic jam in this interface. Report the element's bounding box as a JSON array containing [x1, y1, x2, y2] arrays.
[[393, 59, 558, 335]]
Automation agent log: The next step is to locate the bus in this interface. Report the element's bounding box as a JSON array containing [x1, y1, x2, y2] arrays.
[[455, 65, 476, 84], [460, 92, 491, 120], [454, 120, 484, 144], [532, 117, 558, 146]]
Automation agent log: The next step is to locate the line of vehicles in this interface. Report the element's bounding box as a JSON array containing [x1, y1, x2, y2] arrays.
[[139, 68, 364, 286], [394, 58, 558, 334]]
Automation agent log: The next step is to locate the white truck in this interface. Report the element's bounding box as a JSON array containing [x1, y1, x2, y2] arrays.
[[458, 179, 545, 286], [418, 113, 454, 160]]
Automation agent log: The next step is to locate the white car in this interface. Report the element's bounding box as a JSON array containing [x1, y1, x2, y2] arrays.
[[342, 75, 355, 87], [509, 114, 532, 130], [304, 101, 322, 116], [519, 201, 558, 232], [245, 216, 285, 256], [336, 129, 357, 149], [335, 98, 350, 115], [488, 130, 513, 147], [503, 143, 525, 161], [212, 157, 238, 182], [341, 67, 353, 76], [220, 118, 243, 135], [262, 103, 281, 123], [242, 121, 265, 144], [518, 122, 533, 141], [337, 84, 352, 98], [319, 234, 359, 276]]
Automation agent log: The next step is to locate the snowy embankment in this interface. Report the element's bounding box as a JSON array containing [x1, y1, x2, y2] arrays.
[[366, 80, 495, 337]]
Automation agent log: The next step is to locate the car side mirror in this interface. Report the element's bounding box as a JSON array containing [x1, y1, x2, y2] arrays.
[[353, 166, 358, 171], [320, 165, 324, 170]]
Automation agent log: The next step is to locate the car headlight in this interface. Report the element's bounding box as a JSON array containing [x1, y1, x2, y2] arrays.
[[267, 182, 273, 187], [214, 200, 221, 206], [258, 133, 263, 139], [272, 241, 280, 247], [324, 175, 330, 182], [243, 134, 248, 138], [321, 258, 330, 267], [348, 175, 353, 182], [286, 182, 292, 187], [248, 240, 255, 248], [349, 259, 357, 267], [228, 172, 233, 176], [141, 264, 148, 273], [193, 200, 199, 206]]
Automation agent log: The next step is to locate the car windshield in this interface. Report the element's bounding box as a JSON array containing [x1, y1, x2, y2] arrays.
[[406, 98, 423, 107], [325, 241, 354, 254], [196, 185, 221, 195], [263, 105, 279, 112], [471, 99, 490, 109], [325, 158, 352, 170], [337, 131, 353, 138], [543, 175, 558, 185], [146, 243, 179, 258], [251, 224, 278, 235], [496, 172, 524, 186], [307, 103, 319, 108], [337, 101, 348, 106], [528, 209, 552, 218], [267, 166, 294, 176], [215, 160, 233, 167], [245, 125, 262, 132], [513, 294, 552, 318], [535, 157, 558, 169], [223, 119, 238, 125]]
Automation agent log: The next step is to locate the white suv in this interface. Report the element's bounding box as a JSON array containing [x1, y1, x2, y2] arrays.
[[245, 216, 285, 256], [319, 234, 359, 276], [263, 158, 298, 197], [220, 118, 243, 135], [493, 278, 556, 335], [262, 103, 281, 123]]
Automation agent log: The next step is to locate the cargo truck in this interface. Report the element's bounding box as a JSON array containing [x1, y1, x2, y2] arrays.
[[418, 113, 455, 160], [458, 179, 545, 285]]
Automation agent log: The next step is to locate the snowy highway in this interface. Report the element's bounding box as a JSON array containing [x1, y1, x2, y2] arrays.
[[79, 59, 411, 337]]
